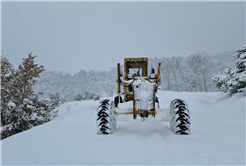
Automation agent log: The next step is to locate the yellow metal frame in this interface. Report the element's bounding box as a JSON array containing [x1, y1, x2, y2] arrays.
[[124, 57, 148, 78], [116, 57, 161, 119]]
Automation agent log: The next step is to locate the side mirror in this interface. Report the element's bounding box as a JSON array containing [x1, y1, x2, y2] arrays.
[[151, 68, 155, 74]]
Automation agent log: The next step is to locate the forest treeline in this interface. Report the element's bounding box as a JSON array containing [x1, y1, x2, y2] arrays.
[[33, 51, 236, 100], [150, 51, 236, 92]]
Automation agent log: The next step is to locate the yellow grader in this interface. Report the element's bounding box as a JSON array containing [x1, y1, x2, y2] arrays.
[[96, 57, 190, 135]]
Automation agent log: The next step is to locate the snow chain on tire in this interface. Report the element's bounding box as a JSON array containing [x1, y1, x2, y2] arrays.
[[97, 99, 117, 135], [170, 99, 191, 135]]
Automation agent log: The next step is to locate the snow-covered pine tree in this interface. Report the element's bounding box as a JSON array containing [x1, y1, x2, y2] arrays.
[[49, 92, 62, 109], [1, 53, 51, 139], [211, 66, 235, 93], [1, 100, 31, 139], [26, 97, 51, 126], [228, 44, 246, 95], [10, 53, 45, 105], [1, 56, 15, 126]]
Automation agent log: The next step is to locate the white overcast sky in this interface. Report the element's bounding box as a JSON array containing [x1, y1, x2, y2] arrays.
[[1, 1, 245, 73]]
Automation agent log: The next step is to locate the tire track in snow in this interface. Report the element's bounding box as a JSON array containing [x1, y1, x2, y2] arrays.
[[192, 121, 244, 151], [192, 117, 245, 124], [210, 103, 245, 117], [152, 123, 178, 164], [131, 121, 180, 164], [113, 121, 177, 164]]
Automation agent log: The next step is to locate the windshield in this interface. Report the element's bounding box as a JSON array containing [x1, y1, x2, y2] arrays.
[[125, 60, 147, 77], [129, 68, 142, 77]]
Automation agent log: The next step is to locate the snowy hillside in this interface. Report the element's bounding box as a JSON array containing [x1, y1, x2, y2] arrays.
[[1, 91, 245, 165]]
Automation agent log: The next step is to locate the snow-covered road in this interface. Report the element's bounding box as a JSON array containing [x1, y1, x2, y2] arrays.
[[1, 91, 245, 165]]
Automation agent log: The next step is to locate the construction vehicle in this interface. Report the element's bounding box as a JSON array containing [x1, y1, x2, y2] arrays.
[[96, 57, 190, 135]]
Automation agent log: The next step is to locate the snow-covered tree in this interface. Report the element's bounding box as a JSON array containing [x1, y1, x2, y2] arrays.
[[161, 58, 172, 91], [212, 66, 235, 93], [174, 57, 190, 91], [1, 100, 30, 139], [10, 53, 45, 105], [228, 44, 246, 94], [48, 92, 64, 109], [1, 53, 53, 140], [170, 57, 180, 92], [1, 56, 15, 126], [187, 52, 210, 92]]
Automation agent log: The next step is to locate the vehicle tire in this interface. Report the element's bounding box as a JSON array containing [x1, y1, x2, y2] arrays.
[[170, 99, 190, 135], [97, 99, 117, 134], [114, 96, 123, 107]]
